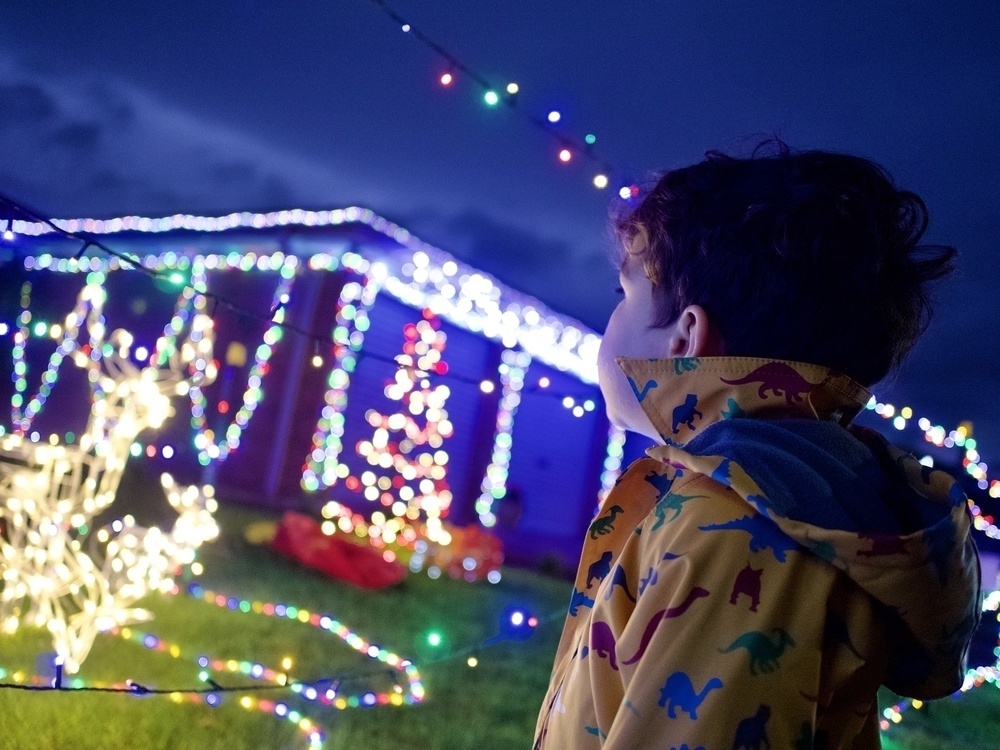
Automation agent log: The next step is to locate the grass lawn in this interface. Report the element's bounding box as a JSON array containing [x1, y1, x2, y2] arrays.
[[2, 497, 997, 748], [2, 502, 568, 749]]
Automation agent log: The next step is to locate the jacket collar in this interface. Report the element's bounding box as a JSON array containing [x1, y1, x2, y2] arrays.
[[615, 356, 872, 447]]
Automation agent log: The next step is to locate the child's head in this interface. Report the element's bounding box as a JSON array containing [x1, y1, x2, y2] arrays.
[[609, 142, 956, 387]]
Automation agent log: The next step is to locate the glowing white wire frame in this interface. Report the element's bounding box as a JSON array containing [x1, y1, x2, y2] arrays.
[[0, 281, 219, 673]]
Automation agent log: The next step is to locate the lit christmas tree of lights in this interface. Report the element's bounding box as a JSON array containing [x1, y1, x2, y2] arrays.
[[322, 311, 461, 565], [359, 311, 452, 549], [0, 278, 219, 673]]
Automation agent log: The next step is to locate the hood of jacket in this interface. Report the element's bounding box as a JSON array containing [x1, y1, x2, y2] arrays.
[[617, 355, 982, 698]]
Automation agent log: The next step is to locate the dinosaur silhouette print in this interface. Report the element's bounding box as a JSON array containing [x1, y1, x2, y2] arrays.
[[589, 505, 624, 539], [586, 551, 613, 588], [949, 482, 967, 507], [746, 494, 779, 518], [588, 587, 710, 671], [890, 449, 939, 488], [721, 397, 746, 420], [658, 671, 723, 719], [638, 566, 658, 596], [732, 705, 771, 750], [672, 357, 701, 375], [604, 566, 636, 602], [711, 458, 735, 486], [644, 468, 677, 499], [652, 491, 709, 529], [700, 514, 800, 562], [672, 394, 703, 434], [729, 564, 763, 612], [721, 362, 821, 405], [720, 629, 795, 675], [589, 621, 620, 670], [627, 376, 657, 403], [663, 586, 710, 618], [568, 588, 595, 616], [856, 533, 908, 557]]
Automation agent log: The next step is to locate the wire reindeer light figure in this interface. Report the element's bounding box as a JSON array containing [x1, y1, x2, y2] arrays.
[[0, 276, 219, 673]]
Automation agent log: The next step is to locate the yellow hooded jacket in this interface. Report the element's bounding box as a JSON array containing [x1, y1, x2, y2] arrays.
[[534, 357, 981, 749]]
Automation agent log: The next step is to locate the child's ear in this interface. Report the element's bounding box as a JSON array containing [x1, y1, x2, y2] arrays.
[[668, 305, 726, 358]]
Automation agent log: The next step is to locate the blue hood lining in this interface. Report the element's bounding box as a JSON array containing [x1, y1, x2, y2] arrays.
[[684, 418, 947, 535]]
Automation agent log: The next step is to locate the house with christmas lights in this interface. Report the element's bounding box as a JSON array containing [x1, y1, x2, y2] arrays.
[[3, 206, 999, 581], [0, 207, 649, 574]]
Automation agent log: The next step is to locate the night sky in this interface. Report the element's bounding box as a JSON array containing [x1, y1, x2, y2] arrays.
[[1, 2, 997, 464]]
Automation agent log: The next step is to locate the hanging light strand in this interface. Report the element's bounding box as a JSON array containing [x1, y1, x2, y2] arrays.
[[366, 0, 617, 186]]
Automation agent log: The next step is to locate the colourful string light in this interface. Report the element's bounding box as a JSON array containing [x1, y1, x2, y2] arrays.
[[0, 578, 430, 749], [476, 348, 529, 527], [364, 0, 620, 192], [182, 582, 423, 704], [599, 423, 627, 503], [302, 256, 382, 492], [14, 207, 601, 383], [0, 579, 562, 746], [9, 273, 107, 434], [190, 266, 296, 464], [863, 397, 1000, 538]]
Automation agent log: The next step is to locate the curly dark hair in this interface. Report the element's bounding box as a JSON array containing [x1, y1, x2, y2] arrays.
[[613, 141, 957, 386]]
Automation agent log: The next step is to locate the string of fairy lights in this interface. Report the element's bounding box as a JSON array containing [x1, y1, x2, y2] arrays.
[[0, 579, 557, 749], [365, 0, 631, 195], [0, 193, 344, 355], [189, 268, 295, 464]]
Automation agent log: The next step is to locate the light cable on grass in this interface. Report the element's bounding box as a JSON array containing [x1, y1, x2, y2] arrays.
[[0, 580, 563, 697]]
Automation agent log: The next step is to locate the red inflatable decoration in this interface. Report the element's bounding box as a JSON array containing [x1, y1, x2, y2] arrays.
[[269, 511, 407, 589]]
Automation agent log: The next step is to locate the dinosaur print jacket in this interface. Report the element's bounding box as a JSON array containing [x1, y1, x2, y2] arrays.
[[535, 357, 981, 750]]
